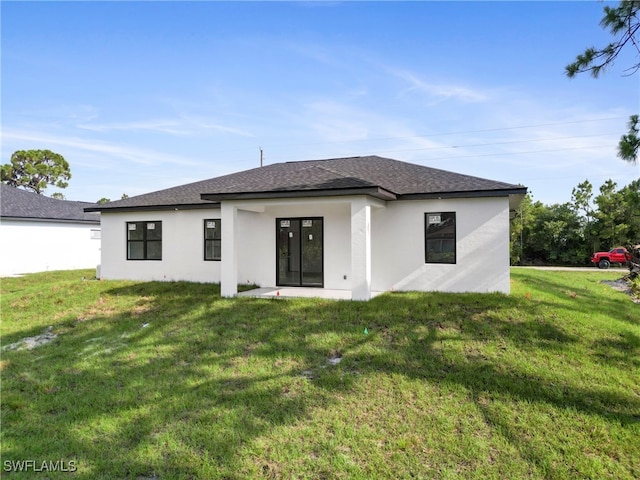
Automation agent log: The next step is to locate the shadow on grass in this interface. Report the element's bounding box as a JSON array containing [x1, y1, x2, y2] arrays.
[[2, 275, 639, 478], [511, 270, 639, 327], [591, 331, 640, 368]]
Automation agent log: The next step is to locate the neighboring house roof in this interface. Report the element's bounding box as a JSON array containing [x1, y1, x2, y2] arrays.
[[1, 184, 100, 223], [86, 155, 527, 212]]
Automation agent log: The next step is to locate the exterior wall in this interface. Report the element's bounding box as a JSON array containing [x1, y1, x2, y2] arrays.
[[234, 199, 352, 290], [99, 200, 353, 288], [99, 209, 222, 282], [98, 195, 511, 294], [0, 219, 101, 276], [371, 196, 511, 293]]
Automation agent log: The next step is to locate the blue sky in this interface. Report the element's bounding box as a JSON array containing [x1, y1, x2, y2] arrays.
[[2, 1, 639, 204]]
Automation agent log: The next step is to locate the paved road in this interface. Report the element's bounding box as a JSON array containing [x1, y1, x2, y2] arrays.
[[513, 266, 628, 272]]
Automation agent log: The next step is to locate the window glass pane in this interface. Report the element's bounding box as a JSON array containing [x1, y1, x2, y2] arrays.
[[128, 241, 144, 259], [146, 222, 162, 241], [204, 220, 221, 259], [147, 241, 162, 260], [204, 219, 220, 239], [205, 239, 221, 260], [426, 239, 441, 253], [212, 240, 221, 260], [425, 212, 456, 264], [205, 241, 214, 260], [205, 240, 222, 260], [128, 222, 144, 241]]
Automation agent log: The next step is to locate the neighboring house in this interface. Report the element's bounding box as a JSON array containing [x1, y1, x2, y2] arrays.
[[86, 156, 527, 300], [0, 184, 101, 276]]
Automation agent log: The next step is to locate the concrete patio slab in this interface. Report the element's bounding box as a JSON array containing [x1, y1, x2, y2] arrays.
[[236, 287, 383, 301]]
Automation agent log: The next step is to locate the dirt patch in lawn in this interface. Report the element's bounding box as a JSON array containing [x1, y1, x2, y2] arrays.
[[601, 278, 640, 304], [2, 326, 57, 351]]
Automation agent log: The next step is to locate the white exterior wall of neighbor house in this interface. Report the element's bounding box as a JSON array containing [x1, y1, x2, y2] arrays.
[[0, 220, 101, 276], [371, 196, 511, 293]]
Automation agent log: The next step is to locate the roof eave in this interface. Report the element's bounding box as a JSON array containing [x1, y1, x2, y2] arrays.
[[84, 202, 220, 213], [1, 215, 100, 224], [398, 187, 528, 201], [84, 186, 528, 212], [200, 186, 398, 202]]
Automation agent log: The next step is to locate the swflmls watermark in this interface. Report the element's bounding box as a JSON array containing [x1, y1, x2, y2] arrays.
[[4, 459, 77, 473]]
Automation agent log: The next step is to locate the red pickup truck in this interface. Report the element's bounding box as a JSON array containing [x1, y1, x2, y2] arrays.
[[590, 247, 631, 269]]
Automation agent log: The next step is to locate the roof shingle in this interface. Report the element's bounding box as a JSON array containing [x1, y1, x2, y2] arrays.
[[1, 184, 100, 223], [86, 155, 526, 211]]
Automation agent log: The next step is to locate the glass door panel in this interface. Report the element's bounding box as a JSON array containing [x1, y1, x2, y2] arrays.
[[277, 219, 301, 285], [301, 219, 323, 286], [277, 218, 323, 287]]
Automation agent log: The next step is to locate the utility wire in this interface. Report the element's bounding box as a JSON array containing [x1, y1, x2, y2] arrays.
[[274, 144, 617, 163], [371, 144, 616, 159], [377, 132, 619, 152], [259, 115, 629, 150]]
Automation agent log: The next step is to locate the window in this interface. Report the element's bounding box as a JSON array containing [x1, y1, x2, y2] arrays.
[[425, 212, 456, 264], [127, 221, 162, 260], [204, 219, 221, 261]]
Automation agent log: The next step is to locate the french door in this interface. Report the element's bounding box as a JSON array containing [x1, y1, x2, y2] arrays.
[[276, 218, 323, 287]]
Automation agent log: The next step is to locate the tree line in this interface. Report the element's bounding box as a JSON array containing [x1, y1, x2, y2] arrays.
[[510, 178, 640, 266]]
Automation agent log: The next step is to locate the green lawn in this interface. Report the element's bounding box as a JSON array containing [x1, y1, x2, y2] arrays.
[[1, 269, 638, 479]]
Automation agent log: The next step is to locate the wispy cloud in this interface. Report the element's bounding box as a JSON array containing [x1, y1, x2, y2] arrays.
[[77, 119, 188, 135], [2, 129, 205, 167], [77, 115, 254, 137], [387, 68, 489, 103], [267, 98, 449, 161], [12, 104, 101, 127], [302, 100, 371, 143]]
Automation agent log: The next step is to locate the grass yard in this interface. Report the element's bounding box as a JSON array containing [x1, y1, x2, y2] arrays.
[[1, 269, 639, 479]]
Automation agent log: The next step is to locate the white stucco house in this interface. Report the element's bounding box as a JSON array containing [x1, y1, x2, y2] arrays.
[[86, 156, 526, 300], [0, 184, 101, 276]]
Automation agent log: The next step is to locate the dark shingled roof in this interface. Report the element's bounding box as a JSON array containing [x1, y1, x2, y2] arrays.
[[86, 155, 527, 212], [1, 184, 100, 223]]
